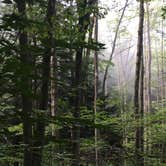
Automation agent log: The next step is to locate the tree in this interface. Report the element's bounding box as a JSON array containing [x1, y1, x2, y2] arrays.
[[94, 1, 99, 165], [32, 0, 56, 166], [134, 0, 145, 165], [145, 2, 152, 113], [16, 1, 33, 166], [102, 0, 129, 97], [72, 0, 97, 164]]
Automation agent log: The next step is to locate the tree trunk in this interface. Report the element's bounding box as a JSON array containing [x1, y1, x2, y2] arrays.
[[94, 6, 99, 165], [72, 0, 86, 163], [155, 40, 160, 107], [50, 46, 57, 135], [134, 0, 144, 165], [32, 0, 56, 166], [102, 0, 129, 97], [161, 3, 166, 162], [84, 16, 95, 106], [72, 1, 96, 165], [146, 3, 152, 113], [16, 1, 33, 166]]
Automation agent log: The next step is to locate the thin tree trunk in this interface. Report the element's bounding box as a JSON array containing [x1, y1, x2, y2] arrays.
[[50, 47, 57, 136], [161, 16, 165, 108], [94, 7, 99, 166], [50, 53, 57, 165], [134, 0, 144, 165], [102, 0, 129, 96], [50, 56, 56, 117], [16, 1, 33, 166], [144, 17, 148, 113], [146, 3, 152, 113], [143, 4, 152, 161], [161, 5, 166, 162], [155, 40, 160, 107], [140, 52, 144, 166]]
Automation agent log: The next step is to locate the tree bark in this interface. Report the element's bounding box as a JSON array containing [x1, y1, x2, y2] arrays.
[[16, 1, 33, 166], [134, 0, 144, 165], [94, 5, 99, 165], [146, 3, 152, 113], [161, 3, 166, 162], [50, 45, 57, 133], [72, 1, 87, 164], [32, 0, 56, 166]]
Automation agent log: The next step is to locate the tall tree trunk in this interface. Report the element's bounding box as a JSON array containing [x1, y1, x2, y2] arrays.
[[16, 1, 33, 166], [146, 3, 152, 113], [161, 3, 166, 161], [72, 1, 96, 165], [102, 0, 129, 97], [94, 5, 99, 165], [72, 48, 82, 166], [32, 0, 56, 166], [144, 3, 152, 161], [140, 51, 144, 165], [72, 1, 87, 164], [155, 40, 160, 107], [161, 14, 165, 108], [84, 16, 94, 106], [134, 0, 144, 165], [50, 44, 57, 136]]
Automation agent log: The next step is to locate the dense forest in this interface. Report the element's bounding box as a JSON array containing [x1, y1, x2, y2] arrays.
[[0, 0, 166, 165]]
